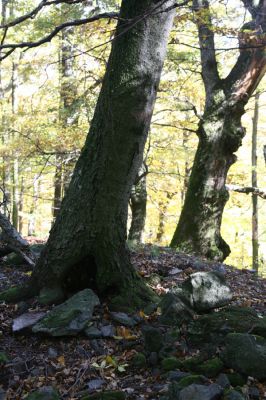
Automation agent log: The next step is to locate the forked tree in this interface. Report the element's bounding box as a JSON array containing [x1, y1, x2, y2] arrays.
[[171, 0, 266, 261]]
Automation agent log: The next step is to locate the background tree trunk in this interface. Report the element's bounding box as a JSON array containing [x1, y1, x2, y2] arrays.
[[252, 92, 259, 272], [128, 162, 147, 245], [171, 0, 266, 261], [29, 0, 176, 307]]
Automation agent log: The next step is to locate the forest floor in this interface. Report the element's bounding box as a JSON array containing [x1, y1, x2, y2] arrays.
[[0, 243, 265, 400]]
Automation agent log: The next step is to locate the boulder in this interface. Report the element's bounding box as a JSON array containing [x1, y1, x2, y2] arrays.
[[187, 306, 266, 345], [179, 271, 232, 312], [32, 289, 100, 336], [221, 333, 266, 380], [178, 383, 223, 400], [12, 312, 46, 333]]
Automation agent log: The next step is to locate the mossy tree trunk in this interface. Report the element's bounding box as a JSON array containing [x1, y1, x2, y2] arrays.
[[171, 0, 266, 261], [27, 0, 176, 307], [128, 162, 147, 245]]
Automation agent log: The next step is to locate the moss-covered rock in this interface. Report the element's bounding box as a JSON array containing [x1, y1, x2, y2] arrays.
[[131, 352, 147, 368], [32, 289, 100, 336], [182, 356, 223, 378], [187, 306, 266, 345], [25, 386, 60, 400], [82, 391, 125, 400], [227, 373, 246, 387], [223, 389, 245, 400], [0, 352, 9, 364], [161, 357, 183, 371], [177, 375, 208, 389], [38, 287, 65, 305], [221, 333, 266, 380], [158, 292, 194, 326]]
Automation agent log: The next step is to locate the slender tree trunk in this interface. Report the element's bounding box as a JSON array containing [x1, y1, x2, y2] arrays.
[[128, 162, 147, 244], [156, 192, 175, 243], [252, 92, 259, 272], [18, 177, 24, 234], [171, 0, 266, 261], [28, 0, 176, 307], [53, 26, 78, 220], [28, 176, 39, 236]]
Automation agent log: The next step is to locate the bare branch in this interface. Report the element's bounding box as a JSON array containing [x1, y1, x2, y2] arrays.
[[226, 184, 266, 199]]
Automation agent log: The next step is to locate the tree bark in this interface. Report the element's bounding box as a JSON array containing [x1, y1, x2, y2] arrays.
[[128, 162, 147, 244], [171, 0, 266, 261], [27, 0, 176, 308]]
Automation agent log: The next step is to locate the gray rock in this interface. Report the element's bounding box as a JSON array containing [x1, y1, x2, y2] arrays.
[[159, 293, 194, 326], [248, 387, 260, 400], [25, 386, 60, 400], [47, 348, 58, 359], [178, 383, 223, 400], [0, 388, 6, 400], [32, 289, 100, 336], [142, 326, 163, 352], [180, 271, 232, 312], [109, 312, 138, 327], [12, 312, 46, 333], [168, 371, 190, 382], [87, 378, 105, 392], [224, 390, 245, 400], [101, 325, 116, 338], [216, 373, 230, 389], [221, 333, 266, 380], [84, 325, 102, 339]]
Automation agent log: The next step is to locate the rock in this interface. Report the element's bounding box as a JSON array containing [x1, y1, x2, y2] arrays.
[[168, 268, 182, 275], [182, 356, 224, 378], [101, 325, 115, 338], [0, 388, 6, 400], [223, 390, 245, 400], [87, 379, 105, 392], [142, 326, 163, 352], [248, 386, 260, 400], [159, 293, 194, 326], [109, 312, 137, 327], [12, 312, 46, 333], [179, 271, 232, 312], [84, 325, 102, 339], [25, 386, 60, 400], [47, 348, 58, 359], [148, 352, 158, 366], [38, 287, 65, 305], [187, 306, 266, 345], [32, 289, 100, 336], [161, 357, 183, 371], [177, 375, 208, 389], [221, 333, 266, 380], [131, 352, 147, 368], [82, 391, 125, 400], [168, 371, 190, 382], [216, 373, 230, 389], [227, 373, 246, 387], [178, 383, 223, 400]]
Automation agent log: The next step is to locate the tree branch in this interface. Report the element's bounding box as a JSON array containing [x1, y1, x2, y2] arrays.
[[192, 0, 220, 106], [226, 184, 266, 199]]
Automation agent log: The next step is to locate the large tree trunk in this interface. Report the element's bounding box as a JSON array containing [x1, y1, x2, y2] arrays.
[[171, 0, 266, 261], [128, 162, 147, 245], [26, 0, 176, 308]]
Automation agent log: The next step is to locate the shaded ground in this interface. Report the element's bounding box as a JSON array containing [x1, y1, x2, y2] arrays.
[[0, 244, 265, 399]]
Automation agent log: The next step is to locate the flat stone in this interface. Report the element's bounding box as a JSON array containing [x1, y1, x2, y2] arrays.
[[178, 383, 223, 400], [87, 379, 105, 392], [12, 312, 46, 333], [221, 333, 266, 380], [32, 289, 100, 336], [180, 271, 232, 312], [109, 312, 137, 327]]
